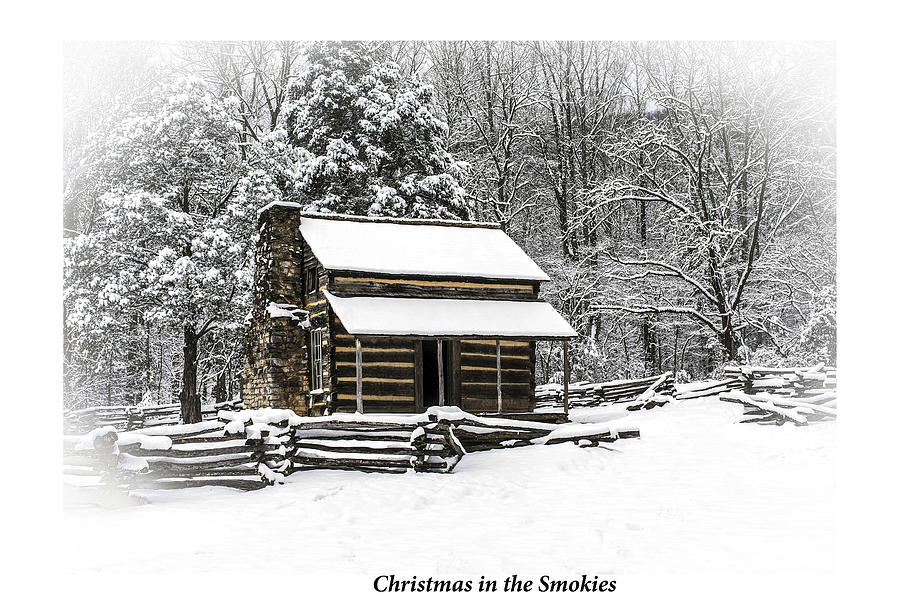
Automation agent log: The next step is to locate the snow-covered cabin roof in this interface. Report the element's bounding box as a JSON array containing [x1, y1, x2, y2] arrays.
[[324, 291, 576, 339], [294, 210, 550, 282]]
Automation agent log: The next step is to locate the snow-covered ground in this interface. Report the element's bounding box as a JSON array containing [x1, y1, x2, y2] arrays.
[[64, 398, 834, 574]]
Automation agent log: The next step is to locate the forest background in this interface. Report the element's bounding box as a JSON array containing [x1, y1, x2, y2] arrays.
[[62, 40, 836, 411]]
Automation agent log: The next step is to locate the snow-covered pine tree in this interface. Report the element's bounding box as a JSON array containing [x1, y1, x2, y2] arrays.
[[283, 41, 469, 219], [64, 78, 278, 422]]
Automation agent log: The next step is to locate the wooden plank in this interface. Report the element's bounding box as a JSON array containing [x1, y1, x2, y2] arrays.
[[332, 404, 419, 414], [335, 394, 416, 402], [496, 340, 502, 413], [334, 351, 415, 364], [329, 275, 538, 298], [462, 340, 531, 349], [451, 340, 461, 407], [334, 380, 415, 397], [461, 397, 533, 411], [334, 364, 415, 380], [336, 377, 415, 385], [333, 336, 416, 348], [334, 343, 415, 353], [461, 357, 529, 372], [333, 275, 535, 291], [329, 283, 535, 301], [461, 382, 534, 397], [355, 338, 363, 414], [415, 340, 424, 410], [335, 361, 414, 368], [462, 362, 531, 384], [437, 339, 445, 406], [295, 442, 416, 456], [461, 351, 530, 361], [461, 364, 531, 374]]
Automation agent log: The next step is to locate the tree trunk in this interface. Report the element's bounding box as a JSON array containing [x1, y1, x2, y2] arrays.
[[143, 316, 152, 397], [672, 325, 679, 374], [214, 368, 227, 404], [226, 358, 233, 401], [641, 315, 659, 376], [179, 324, 202, 424], [63, 304, 71, 406], [718, 327, 741, 361]]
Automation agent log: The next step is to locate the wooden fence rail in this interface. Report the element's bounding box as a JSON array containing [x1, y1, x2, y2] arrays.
[[64, 400, 243, 433], [718, 364, 837, 425], [536, 372, 676, 410], [63, 408, 639, 498]]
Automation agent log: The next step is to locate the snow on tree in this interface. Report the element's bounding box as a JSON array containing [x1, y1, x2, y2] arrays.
[[587, 42, 835, 361], [283, 41, 469, 219], [64, 78, 278, 421], [63, 42, 836, 406], [797, 285, 836, 364]]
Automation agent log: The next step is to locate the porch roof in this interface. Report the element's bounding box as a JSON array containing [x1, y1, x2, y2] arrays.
[[323, 291, 577, 340]]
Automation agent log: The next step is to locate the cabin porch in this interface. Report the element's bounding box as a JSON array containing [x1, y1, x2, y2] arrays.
[[330, 333, 571, 420]]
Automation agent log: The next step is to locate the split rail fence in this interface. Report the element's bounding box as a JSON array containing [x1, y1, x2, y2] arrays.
[[718, 363, 837, 426], [536, 372, 676, 410], [64, 400, 234, 433], [64, 407, 639, 498]]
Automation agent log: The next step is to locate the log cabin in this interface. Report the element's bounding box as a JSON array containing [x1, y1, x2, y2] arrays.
[[243, 201, 577, 419]]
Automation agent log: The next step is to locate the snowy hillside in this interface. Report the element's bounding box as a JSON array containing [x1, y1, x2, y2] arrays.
[[64, 398, 834, 573]]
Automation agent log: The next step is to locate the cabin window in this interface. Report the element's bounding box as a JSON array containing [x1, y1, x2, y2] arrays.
[[306, 266, 319, 296], [310, 329, 324, 391]]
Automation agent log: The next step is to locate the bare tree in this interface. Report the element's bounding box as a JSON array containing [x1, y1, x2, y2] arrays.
[[428, 41, 542, 229], [591, 42, 835, 360]]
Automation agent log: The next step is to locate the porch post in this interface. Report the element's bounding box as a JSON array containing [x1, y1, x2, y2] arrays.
[[355, 337, 363, 414], [437, 339, 445, 406], [563, 340, 570, 415], [496, 339, 502, 413]]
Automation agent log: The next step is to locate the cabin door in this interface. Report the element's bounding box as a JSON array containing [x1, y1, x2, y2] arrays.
[[419, 340, 457, 409]]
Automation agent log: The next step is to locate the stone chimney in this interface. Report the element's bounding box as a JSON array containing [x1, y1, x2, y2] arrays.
[[242, 202, 312, 413]]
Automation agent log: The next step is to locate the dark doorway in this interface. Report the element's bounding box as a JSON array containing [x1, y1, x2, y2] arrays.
[[421, 340, 452, 408]]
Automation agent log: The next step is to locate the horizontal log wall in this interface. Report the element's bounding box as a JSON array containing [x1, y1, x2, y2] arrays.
[[328, 272, 539, 301], [330, 320, 418, 413], [458, 339, 535, 413]]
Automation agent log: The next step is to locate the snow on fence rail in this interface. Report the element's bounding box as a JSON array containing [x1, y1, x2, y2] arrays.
[[721, 363, 836, 397], [536, 372, 676, 410], [717, 364, 837, 426], [533, 364, 836, 413], [672, 363, 837, 402], [63, 411, 291, 494], [285, 410, 638, 474], [63, 407, 639, 498], [64, 400, 242, 433], [289, 412, 466, 474], [720, 391, 837, 426]]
